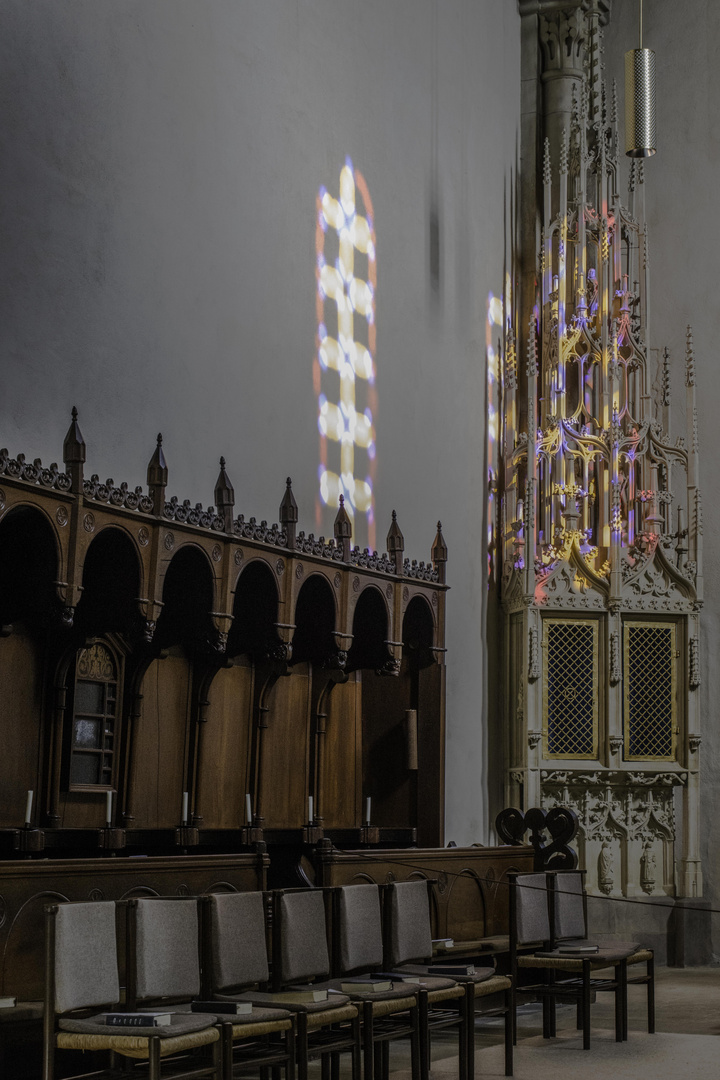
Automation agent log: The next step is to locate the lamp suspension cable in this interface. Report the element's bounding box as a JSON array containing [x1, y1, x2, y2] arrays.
[[625, 0, 656, 157]]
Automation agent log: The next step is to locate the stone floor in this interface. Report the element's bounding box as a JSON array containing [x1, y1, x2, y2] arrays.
[[384, 966, 720, 1079]]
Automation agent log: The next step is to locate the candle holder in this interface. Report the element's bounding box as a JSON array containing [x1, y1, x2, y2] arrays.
[[239, 824, 265, 845], [14, 826, 45, 854], [175, 826, 200, 848], [98, 827, 126, 852]]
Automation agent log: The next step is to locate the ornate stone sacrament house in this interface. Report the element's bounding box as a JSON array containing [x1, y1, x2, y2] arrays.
[[502, 2, 702, 901]]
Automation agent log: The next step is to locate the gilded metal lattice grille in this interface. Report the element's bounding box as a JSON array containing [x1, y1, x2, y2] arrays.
[[624, 622, 676, 760], [543, 619, 598, 759]]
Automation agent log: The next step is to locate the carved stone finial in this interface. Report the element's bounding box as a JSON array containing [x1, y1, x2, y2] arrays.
[[559, 129, 568, 175], [63, 405, 86, 493], [527, 315, 539, 379], [685, 326, 696, 388], [611, 78, 618, 125], [431, 521, 448, 584], [279, 476, 299, 548], [543, 137, 551, 187], [506, 328, 517, 391], [334, 494, 352, 561], [662, 347, 671, 407], [629, 159, 637, 193], [147, 433, 168, 515], [214, 457, 235, 532]]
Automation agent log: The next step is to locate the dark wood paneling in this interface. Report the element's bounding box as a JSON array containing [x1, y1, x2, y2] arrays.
[[131, 652, 190, 828], [316, 845, 535, 939], [199, 660, 253, 828], [321, 674, 361, 828], [0, 853, 267, 1000], [260, 666, 311, 828], [0, 630, 43, 829], [361, 666, 415, 830]]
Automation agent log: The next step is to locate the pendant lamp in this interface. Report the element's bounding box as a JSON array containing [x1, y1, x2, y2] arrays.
[[625, 0, 656, 157]]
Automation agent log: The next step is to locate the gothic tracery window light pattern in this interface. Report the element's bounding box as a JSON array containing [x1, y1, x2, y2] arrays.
[[314, 159, 377, 551]]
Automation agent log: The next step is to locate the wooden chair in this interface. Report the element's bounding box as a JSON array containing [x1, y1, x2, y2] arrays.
[[508, 872, 639, 1050], [330, 884, 420, 1080], [549, 870, 655, 1039], [212, 888, 360, 1080], [382, 880, 476, 1080], [43, 899, 221, 1080], [198, 891, 296, 1080]]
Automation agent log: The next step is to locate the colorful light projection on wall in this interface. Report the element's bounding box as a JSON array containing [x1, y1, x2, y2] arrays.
[[314, 158, 377, 551], [486, 286, 509, 584]]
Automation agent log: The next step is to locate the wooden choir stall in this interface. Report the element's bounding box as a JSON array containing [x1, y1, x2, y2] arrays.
[[0, 412, 532, 1072]]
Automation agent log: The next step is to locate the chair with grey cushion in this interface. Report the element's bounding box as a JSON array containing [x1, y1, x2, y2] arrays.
[[382, 880, 483, 1080], [198, 891, 296, 1080], [209, 888, 359, 1080], [43, 899, 221, 1080], [548, 870, 655, 1040], [508, 872, 640, 1050], [330, 884, 420, 1080]]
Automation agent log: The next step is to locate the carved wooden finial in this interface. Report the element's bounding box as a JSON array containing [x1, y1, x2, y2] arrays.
[[147, 433, 168, 516], [334, 494, 352, 560], [386, 509, 404, 553], [279, 476, 299, 548], [214, 457, 235, 532], [63, 405, 86, 493], [685, 326, 696, 388], [431, 521, 448, 584]]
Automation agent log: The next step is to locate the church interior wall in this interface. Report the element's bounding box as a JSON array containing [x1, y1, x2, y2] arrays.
[[3, 0, 716, 963], [0, 0, 520, 849], [602, 0, 719, 961]]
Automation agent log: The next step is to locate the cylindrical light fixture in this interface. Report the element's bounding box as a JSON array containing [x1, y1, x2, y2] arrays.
[[625, 0, 656, 157]]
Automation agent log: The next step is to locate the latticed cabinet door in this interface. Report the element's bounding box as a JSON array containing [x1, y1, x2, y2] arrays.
[[623, 621, 679, 761], [542, 618, 599, 759]]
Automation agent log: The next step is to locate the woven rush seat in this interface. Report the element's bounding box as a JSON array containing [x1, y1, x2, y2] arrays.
[[528, 947, 641, 965], [44, 898, 222, 1079], [230, 990, 352, 1014], [397, 964, 498, 986], [174, 1000, 294, 1034], [59, 1011, 219, 1038], [323, 979, 419, 1004], [56, 1024, 220, 1060]]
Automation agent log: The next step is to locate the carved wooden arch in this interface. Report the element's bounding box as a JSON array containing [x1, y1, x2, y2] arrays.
[[0, 499, 65, 610], [402, 591, 437, 631], [351, 579, 392, 623], [291, 571, 341, 660], [157, 537, 217, 596], [77, 523, 146, 623], [230, 553, 281, 604]]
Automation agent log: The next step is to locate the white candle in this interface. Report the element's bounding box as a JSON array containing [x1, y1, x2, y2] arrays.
[[365, 797, 371, 826], [308, 795, 314, 823], [182, 791, 189, 824], [105, 790, 112, 826], [245, 793, 253, 826], [24, 790, 33, 826]]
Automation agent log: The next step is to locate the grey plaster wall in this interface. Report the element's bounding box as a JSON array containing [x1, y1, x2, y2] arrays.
[[603, 0, 720, 958], [0, 2, 520, 845]]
